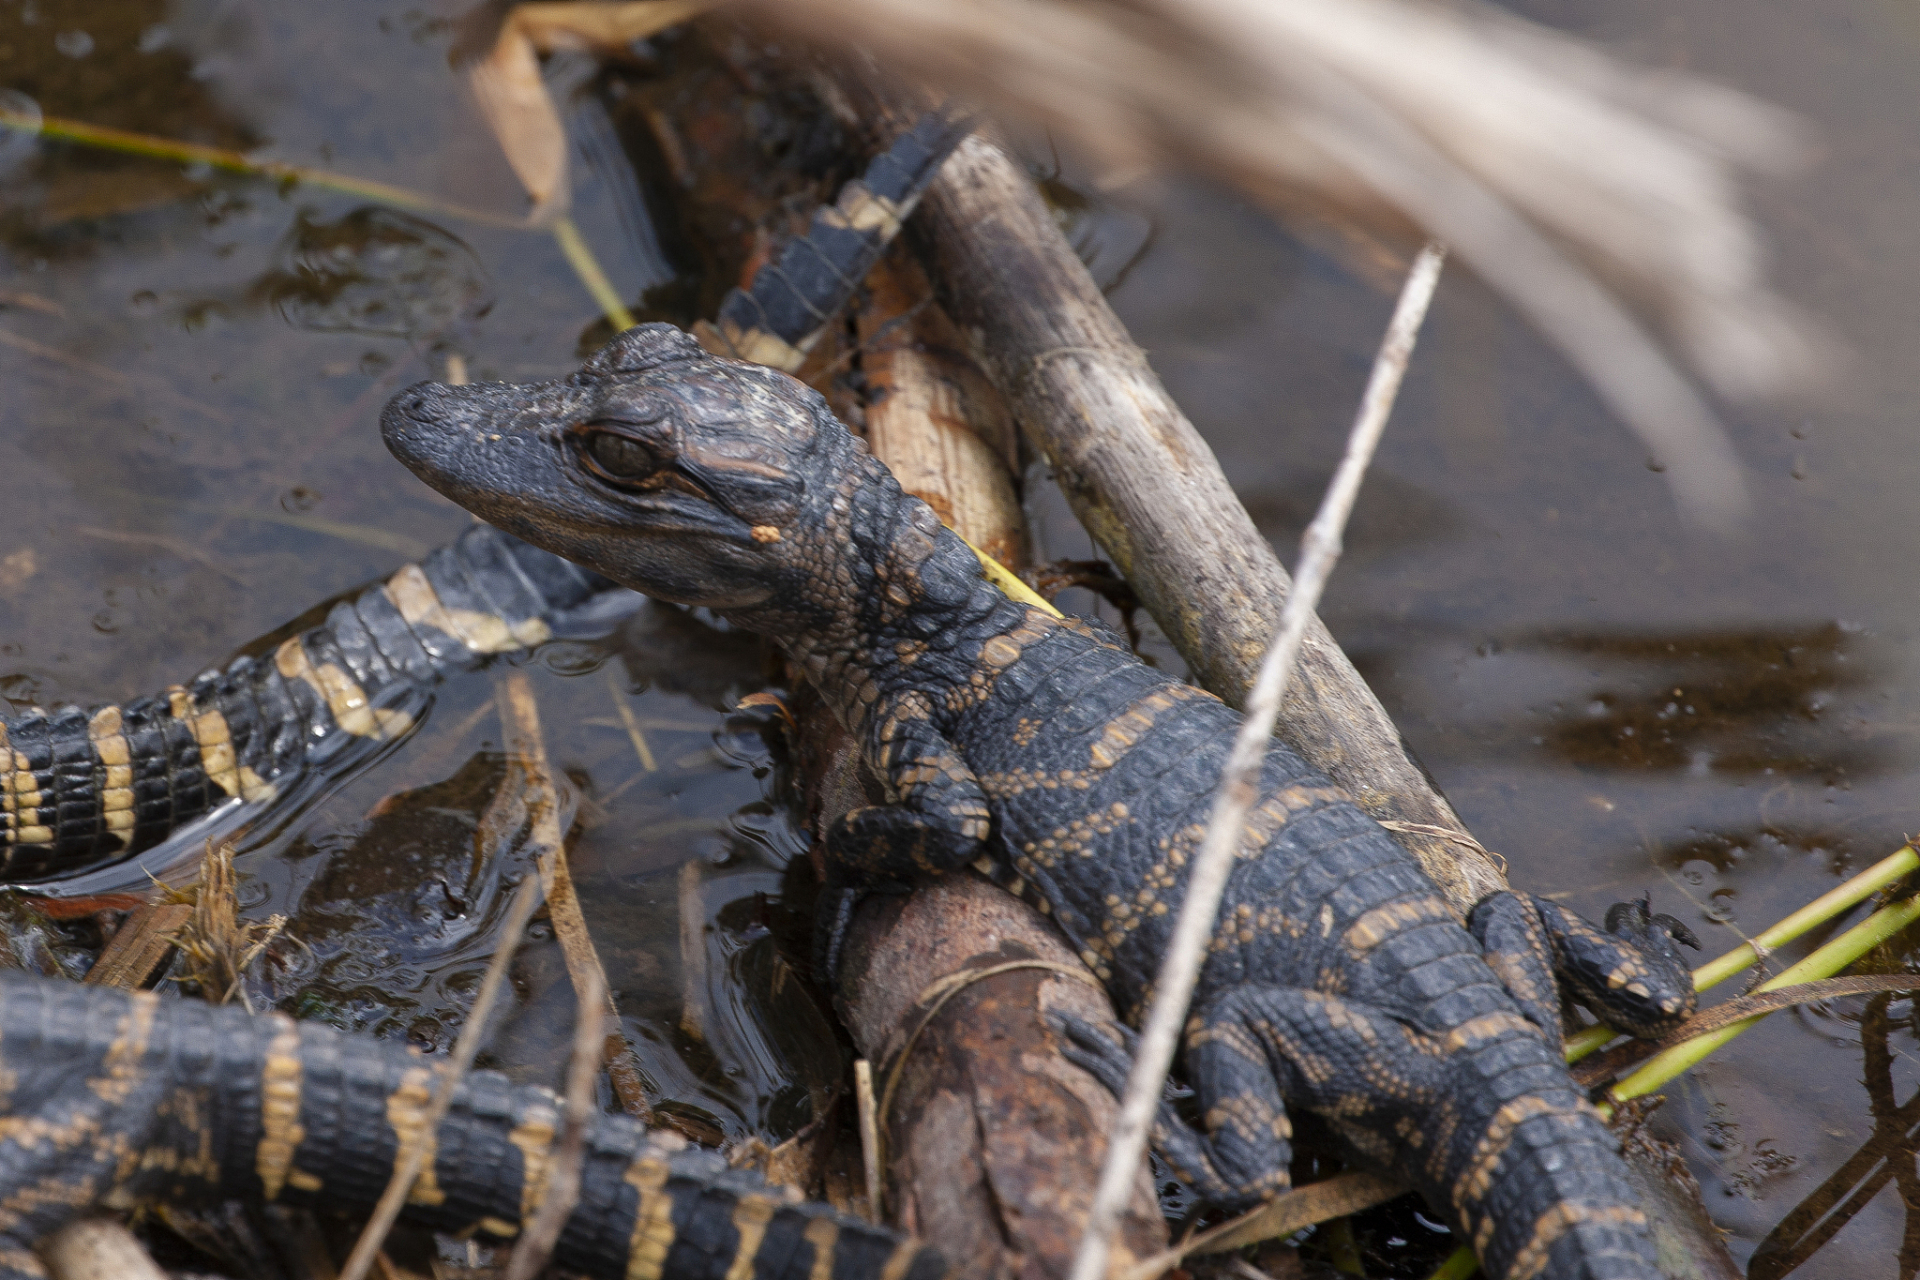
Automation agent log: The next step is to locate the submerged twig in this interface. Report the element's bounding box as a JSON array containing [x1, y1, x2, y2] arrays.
[[1067, 242, 1445, 1280], [338, 874, 543, 1280], [504, 968, 607, 1280]]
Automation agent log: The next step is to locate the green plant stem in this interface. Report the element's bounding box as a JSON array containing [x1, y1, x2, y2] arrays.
[[1565, 843, 1920, 1063], [1, 108, 531, 229], [552, 217, 637, 331], [1424, 1246, 1480, 1280], [1603, 890, 1920, 1109]]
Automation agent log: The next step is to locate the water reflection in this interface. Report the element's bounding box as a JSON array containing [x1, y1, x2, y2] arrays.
[[1750, 992, 1920, 1278], [248, 207, 492, 339]]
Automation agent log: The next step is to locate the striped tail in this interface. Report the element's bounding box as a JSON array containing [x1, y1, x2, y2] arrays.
[[0, 971, 942, 1280], [0, 526, 638, 884], [703, 110, 973, 371]]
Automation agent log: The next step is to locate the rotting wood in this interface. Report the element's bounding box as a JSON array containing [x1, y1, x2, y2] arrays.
[[80, 899, 189, 990], [793, 242, 1167, 1280]]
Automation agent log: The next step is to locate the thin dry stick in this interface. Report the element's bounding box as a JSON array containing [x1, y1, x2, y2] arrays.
[[339, 875, 544, 1280], [1067, 241, 1447, 1280], [496, 672, 656, 1122], [505, 969, 608, 1280], [854, 1058, 883, 1218]]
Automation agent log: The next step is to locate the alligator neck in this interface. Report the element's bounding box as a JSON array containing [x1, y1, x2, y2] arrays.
[[737, 460, 1005, 734]]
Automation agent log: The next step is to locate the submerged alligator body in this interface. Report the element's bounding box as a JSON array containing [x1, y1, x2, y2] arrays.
[[384, 324, 1701, 1280], [0, 111, 971, 888], [0, 971, 939, 1280]]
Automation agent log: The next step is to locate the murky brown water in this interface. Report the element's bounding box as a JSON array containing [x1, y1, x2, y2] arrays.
[[3, 0, 1917, 1273]]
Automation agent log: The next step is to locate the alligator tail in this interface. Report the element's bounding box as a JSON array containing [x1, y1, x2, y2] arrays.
[[1436, 1035, 1660, 1280], [0, 525, 637, 883], [704, 110, 973, 371], [0, 970, 939, 1280]]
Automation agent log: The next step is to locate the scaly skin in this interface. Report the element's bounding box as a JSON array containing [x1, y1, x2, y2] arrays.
[[381, 324, 1701, 1280], [0, 971, 939, 1280]]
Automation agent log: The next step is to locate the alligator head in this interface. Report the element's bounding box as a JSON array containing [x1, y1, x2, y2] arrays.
[[381, 324, 871, 617]]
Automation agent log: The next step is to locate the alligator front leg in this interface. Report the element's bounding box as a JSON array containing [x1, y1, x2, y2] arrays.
[[1469, 892, 1698, 1041], [1056, 988, 1445, 1211], [817, 694, 993, 976]]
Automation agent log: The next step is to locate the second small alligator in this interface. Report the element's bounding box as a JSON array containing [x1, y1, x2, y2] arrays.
[[384, 325, 1699, 1280]]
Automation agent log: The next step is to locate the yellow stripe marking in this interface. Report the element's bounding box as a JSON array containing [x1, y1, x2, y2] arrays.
[[878, 1240, 922, 1280], [287, 1168, 322, 1192], [384, 565, 550, 654], [623, 1153, 678, 1280], [385, 1066, 446, 1207], [274, 638, 412, 741], [88, 991, 158, 1105], [821, 185, 903, 238], [509, 1106, 557, 1223], [480, 1215, 521, 1238], [177, 705, 244, 799], [724, 1193, 778, 1280], [1440, 1011, 1538, 1054], [1344, 896, 1454, 955], [714, 318, 807, 373], [255, 1019, 305, 1200], [1507, 1203, 1646, 1280], [803, 1218, 838, 1280], [1454, 1096, 1559, 1211]]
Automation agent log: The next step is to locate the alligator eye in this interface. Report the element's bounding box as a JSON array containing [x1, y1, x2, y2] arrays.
[[585, 431, 660, 480]]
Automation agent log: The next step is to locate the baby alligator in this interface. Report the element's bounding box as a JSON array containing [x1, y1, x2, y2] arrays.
[[384, 325, 1701, 1280], [0, 111, 970, 887], [0, 970, 939, 1280]]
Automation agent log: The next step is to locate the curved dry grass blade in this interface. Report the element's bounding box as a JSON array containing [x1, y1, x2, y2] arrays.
[[747, 0, 1827, 524], [1570, 974, 1920, 1089], [1122, 1172, 1405, 1280], [1067, 242, 1445, 1280], [468, 18, 570, 220]]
